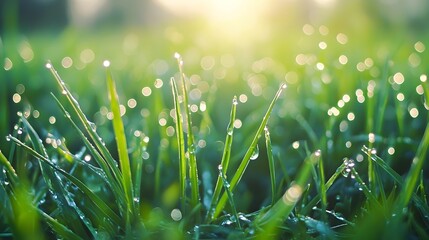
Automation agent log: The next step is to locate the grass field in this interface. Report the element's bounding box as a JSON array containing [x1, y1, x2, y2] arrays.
[[1, 1, 429, 239]]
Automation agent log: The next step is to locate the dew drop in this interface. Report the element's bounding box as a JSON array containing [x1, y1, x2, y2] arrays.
[[250, 145, 259, 160], [218, 164, 223, 171], [314, 149, 321, 157], [45, 63, 52, 69], [5, 135, 11, 141], [89, 122, 97, 131], [17, 128, 23, 135], [61, 89, 67, 95], [84, 154, 91, 162], [103, 60, 110, 67]]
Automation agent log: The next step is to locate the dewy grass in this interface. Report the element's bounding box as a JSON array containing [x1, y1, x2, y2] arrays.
[[255, 150, 321, 238], [212, 83, 287, 220], [206, 96, 237, 221], [105, 64, 135, 229], [171, 77, 187, 213], [175, 53, 201, 216], [264, 127, 276, 206], [2, 43, 429, 239]]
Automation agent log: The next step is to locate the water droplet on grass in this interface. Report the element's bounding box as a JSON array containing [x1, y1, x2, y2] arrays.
[[88, 121, 97, 131], [103, 60, 110, 67], [250, 145, 259, 160], [218, 165, 223, 171]]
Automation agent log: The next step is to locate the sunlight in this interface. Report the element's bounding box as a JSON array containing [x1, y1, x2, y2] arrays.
[[155, 0, 273, 40]]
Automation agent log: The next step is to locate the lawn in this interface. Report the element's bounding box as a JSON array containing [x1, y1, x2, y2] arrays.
[[1, 1, 429, 239]]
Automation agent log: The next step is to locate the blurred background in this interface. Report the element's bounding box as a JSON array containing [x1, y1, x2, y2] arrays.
[[1, 0, 429, 212]]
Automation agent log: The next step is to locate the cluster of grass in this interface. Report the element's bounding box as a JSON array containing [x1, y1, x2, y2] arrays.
[[1, 22, 429, 239]]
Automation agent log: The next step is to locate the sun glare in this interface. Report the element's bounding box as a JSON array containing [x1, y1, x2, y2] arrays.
[[156, 0, 273, 39]]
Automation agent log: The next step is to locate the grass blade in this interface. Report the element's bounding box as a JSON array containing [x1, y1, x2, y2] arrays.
[[362, 146, 429, 218], [218, 166, 241, 230], [264, 127, 276, 206], [301, 160, 347, 215], [213, 83, 287, 220], [51, 94, 126, 208], [171, 77, 187, 212], [19, 117, 93, 238], [39, 209, 82, 240], [7, 135, 123, 229], [316, 150, 327, 221], [175, 53, 200, 213], [255, 150, 321, 238], [46, 62, 123, 195], [206, 96, 237, 222], [397, 117, 429, 209], [105, 64, 134, 225]]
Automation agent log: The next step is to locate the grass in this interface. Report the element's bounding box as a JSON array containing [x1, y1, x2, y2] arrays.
[[1, 20, 429, 239]]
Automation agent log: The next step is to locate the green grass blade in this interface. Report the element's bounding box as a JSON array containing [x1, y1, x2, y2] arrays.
[[301, 160, 347, 215], [175, 53, 200, 212], [7, 135, 123, 229], [19, 117, 93, 238], [46, 63, 123, 192], [264, 127, 276, 206], [39, 210, 83, 240], [0, 150, 18, 185], [51, 94, 126, 206], [255, 150, 320, 238], [206, 96, 237, 222], [316, 150, 327, 221], [350, 168, 381, 209], [213, 83, 287, 219], [171, 77, 187, 212], [362, 146, 429, 217], [218, 167, 241, 229], [105, 66, 134, 227], [418, 170, 427, 205], [398, 118, 429, 208]]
